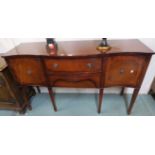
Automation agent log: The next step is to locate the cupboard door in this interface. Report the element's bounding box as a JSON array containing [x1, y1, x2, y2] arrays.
[[7, 57, 46, 85], [105, 55, 146, 87]]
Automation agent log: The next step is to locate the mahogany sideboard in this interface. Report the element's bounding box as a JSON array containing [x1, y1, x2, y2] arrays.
[[2, 39, 154, 114]]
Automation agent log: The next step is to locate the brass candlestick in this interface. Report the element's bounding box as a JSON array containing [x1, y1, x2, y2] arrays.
[[96, 38, 111, 53]]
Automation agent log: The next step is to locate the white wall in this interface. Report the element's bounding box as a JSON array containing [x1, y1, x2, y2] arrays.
[[0, 38, 155, 94], [139, 39, 155, 94]]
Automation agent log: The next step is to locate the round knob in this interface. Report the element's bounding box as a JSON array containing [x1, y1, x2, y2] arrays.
[[27, 69, 32, 75], [87, 63, 93, 69], [53, 63, 59, 68], [119, 68, 125, 74]]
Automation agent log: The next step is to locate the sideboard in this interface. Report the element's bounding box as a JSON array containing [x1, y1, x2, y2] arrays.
[[2, 39, 154, 114]]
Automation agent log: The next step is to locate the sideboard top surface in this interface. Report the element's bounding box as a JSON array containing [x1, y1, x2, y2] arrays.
[[2, 39, 154, 57]]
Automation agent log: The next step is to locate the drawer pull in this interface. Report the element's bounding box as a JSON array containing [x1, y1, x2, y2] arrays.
[[27, 70, 32, 75], [119, 69, 125, 74], [87, 63, 93, 69], [53, 63, 59, 69], [130, 70, 134, 74]]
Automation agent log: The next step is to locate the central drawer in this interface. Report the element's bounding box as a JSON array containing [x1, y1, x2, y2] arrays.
[[44, 58, 102, 73], [48, 73, 101, 88]]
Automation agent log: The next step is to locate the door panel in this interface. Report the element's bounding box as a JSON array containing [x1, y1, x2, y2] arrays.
[[7, 57, 46, 85], [105, 55, 146, 87]]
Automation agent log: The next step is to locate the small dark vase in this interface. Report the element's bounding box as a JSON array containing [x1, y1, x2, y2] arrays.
[[46, 38, 55, 45], [99, 38, 109, 47], [46, 38, 58, 50], [97, 38, 111, 52]]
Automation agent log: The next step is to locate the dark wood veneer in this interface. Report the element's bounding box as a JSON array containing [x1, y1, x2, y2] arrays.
[[3, 39, 154, 114]]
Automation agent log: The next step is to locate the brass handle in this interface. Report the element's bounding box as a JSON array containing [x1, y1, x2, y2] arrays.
[[119, 68, 125, 74], [53, 63, 59, 68], [130, 69, 134, 74], [87, 63, 93, 69], [27, 69, 32, 75]]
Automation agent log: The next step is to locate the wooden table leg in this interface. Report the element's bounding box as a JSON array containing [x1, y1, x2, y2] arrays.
[[127, 88, 140, 115], [19, 107, 27, 114], [36, 86, 41, 93], [48, 87, 57, 112], [21, 86, 32, 111], [98, 88, 104, 113], [120, 87, 125, 96]]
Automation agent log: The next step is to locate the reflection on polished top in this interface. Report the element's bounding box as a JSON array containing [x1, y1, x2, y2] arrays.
[[2, 39, 154, 57]]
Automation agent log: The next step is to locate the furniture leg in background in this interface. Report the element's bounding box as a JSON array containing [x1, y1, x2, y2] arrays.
[[20, 86, 32, 113], [120, 87, 125, 96], [36, 86, 41, 93]]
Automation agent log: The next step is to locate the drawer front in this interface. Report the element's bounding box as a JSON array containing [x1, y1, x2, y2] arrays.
[[105, 56, 146, 87], [48, 73, 101, 88], [7, 57, 46, 85], [0, 75, 14, 102], [44, 58, 102, 73]]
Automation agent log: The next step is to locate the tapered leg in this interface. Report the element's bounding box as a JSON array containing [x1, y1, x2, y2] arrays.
[[98, 88, 104, 113], [120, 87, 125, 96], [36, 86, 41, 93], [27, 104, 32, 110], [127, 88, 140, 115], [19, 107, 27, 114], [21, 86, 32, 111], [48, 87, 57, 112]]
